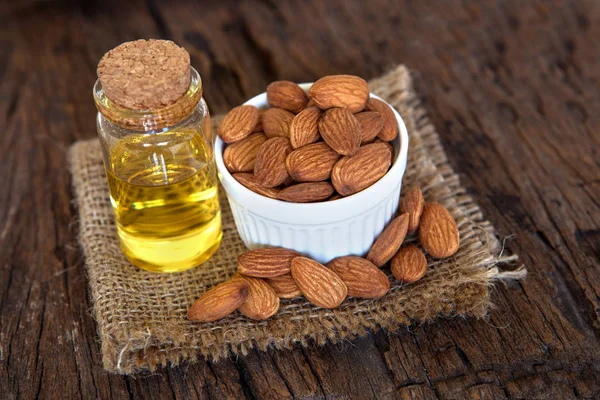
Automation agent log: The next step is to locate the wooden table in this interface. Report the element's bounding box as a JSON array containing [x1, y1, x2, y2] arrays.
[[1, 1, 599, 398]]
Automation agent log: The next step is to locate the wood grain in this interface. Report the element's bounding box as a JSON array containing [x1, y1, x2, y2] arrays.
[[1, 0, 599, 398]]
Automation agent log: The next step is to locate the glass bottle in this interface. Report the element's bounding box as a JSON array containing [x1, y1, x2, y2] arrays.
[[94, 67, 222, 273]]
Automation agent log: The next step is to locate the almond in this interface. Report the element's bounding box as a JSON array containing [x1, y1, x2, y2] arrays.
[[306, 98, 318, 108], [252, 110, 264, 133], [373, 138, 395, 156], [366, 98, 398, 142], [331, 142, 392, 196], [327, 256, 389, 298], [391, 245, 427, 283], [267, 81, 308, 113], [254, 137, 293, 187], [277, 182, 334, 203], [355, 111, 383, 144], [233, 173, 280, 199], [262, 108, 294, 138], [286, 142, 340, 182], [223, 133, 267, 173], [291, 257, 347, 308], [289, 106, 322, 149], [265, 274, 302, 299], [419, 202, 460, 258], [309, 75, 369, 113], [318, 108, 361, 155], [282, 175, 296, 187], [187, 279, 249, 322], [238, 247, 301, 278], [367, 213, 409, 267], [328, 194, 342, 201], [234, 274, 280, 320], [400, 186, 424, 234], [218, 105, 259, 143]]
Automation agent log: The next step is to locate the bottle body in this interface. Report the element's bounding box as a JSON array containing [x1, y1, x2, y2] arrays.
[[95, 69, 222, 272]]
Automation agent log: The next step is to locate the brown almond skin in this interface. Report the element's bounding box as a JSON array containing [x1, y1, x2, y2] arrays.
[[419, 203, 460, 259], [355, 111, 384, 144], [366, 98, 398, 142], [282, 175, 296, 187], [277, 182, 334, 203], [400, 186, 425, 234], [234, 274, 280, 320], [252, 110, 264, 133], [223, 133, 267, 173], [233, 173, 280, 199], [267, 81, 308, 113], [291, 257, 348, 309], [187, 280, 249, 322], [286, 142, 341, 182], [265, 274, 302, 299], [367, 213, 410, 267], [238, 247, 301, 278], [218, 105, 259, 143], [289, 106, 322, 149], [309, 75, 369, 113], [319, 108, 361, 156], [391, 245, 427, 283], [331, 142, 392, 196], [262, 108, 295, 138], [327, 256, 389, 298], [254, 137, 293, 188]]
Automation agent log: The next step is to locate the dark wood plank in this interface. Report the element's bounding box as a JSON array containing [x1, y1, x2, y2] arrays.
[[1, 0, 599, 399]]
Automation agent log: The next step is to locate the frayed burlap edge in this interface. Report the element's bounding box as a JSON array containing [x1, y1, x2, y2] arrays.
[[68, 65, 525, 375]]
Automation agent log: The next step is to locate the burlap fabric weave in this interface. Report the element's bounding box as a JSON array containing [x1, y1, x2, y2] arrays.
[[68, 65, 521, 374]]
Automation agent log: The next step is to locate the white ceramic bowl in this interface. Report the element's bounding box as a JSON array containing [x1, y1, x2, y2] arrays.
[[215, 83, 409, 263]]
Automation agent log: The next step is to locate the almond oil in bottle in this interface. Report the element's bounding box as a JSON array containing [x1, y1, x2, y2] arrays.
[[106, 130, 222, 272], [95, 40, 221, 272]]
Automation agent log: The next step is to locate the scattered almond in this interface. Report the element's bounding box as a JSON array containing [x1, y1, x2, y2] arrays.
[[419, 202, 460, 258], [366, 98, 398, 142], [218, 105, 259, 143], [277, 182, 334, 203], [187, 279, 249, 322], [289, 106, 322, 149], [319, 108, 362, 156], [400, 186, 424, 234], [331, 142, 392, 196], [262, 108, 295, 138], [309, 75, 369, 113], [254, 137, 293, 188], [391, 245, 427, 283], [223, 133, 267, 173], [367, 213, 410, 267], [327, 256, 389, 298], [238, 247, 301, 278], [265, 274, 302, 299], [235, 274, 280, 320], [355, 111, 383, 144], [267, 81, 308, 113], [285, 142, 340, 182], [291, 257, 348, 308]]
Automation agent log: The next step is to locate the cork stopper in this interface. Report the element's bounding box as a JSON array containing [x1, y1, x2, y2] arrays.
[[97, 39, 191, 110]]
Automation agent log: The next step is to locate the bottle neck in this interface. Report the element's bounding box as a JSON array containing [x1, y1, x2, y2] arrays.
[[94, 67, 202, 132]]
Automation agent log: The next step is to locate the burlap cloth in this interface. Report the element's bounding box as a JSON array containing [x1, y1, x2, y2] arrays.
[[68, 65, 523, 374]]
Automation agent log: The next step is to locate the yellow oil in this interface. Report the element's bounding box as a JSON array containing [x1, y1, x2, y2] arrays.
[[106, 130, 222, 273]]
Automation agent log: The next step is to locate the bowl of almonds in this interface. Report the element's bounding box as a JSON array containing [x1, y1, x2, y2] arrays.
[[215, 75, 409, 263]]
